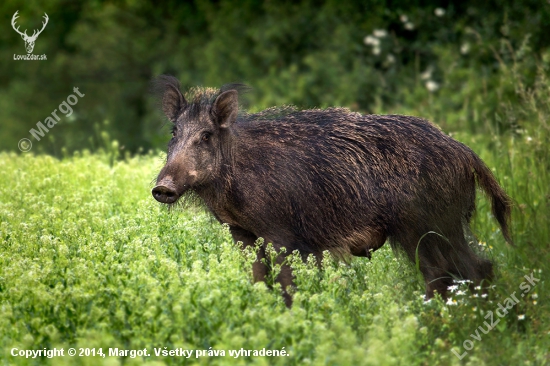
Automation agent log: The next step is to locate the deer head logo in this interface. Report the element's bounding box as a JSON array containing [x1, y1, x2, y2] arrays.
[[11, 11, 49, 54]]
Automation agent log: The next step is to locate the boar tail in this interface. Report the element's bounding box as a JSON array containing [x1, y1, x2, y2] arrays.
[[471, 154, 514, 245]]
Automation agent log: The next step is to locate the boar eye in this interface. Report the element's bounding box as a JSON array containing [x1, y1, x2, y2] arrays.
[[201, 132, 211, 142], [171, 125, 177, 138]]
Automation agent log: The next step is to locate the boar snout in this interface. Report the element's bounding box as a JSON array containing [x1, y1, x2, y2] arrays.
[[152, 180, 179, 204]]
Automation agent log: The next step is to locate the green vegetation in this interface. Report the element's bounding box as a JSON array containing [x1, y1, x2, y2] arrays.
[[1, 62, 549, 365], [1, 1, 549, 365]]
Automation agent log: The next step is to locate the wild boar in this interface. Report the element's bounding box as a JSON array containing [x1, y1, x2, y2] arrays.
[[152, 76, 512, 306]]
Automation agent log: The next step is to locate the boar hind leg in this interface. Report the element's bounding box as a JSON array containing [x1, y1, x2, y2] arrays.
[[395, 229, 455, 299], [430, 223, 494, 295], [398, 223, 493, 300], [445, 229, 494, 291], [229, 226, 267, 283]]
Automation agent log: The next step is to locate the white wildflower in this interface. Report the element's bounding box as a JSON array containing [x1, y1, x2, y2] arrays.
[[425, 80, 439, 92], [400, 14, 408, 23], [448, 285, 458, 292], [446, 298, 457, 306], [385, 54, 395, 64], [461, 43, 470, 55], [532, 293, 538, 299], [372, 46, 381, 55], [373, 29, 388, 38], [518, 314, 525, 320], [420, 67, 432, 80], [364, 35, 380, 46], [435, 8, 446, 17], [405, 22, 415, 30]]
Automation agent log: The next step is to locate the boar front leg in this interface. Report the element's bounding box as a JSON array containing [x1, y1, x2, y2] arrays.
[[261, 238, 295, 308], [229, 226, 267, 283], [230, 227, 294, 307], [275, 253, 294, 308]]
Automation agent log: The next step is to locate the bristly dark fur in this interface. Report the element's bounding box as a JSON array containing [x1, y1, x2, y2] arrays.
[[184, 84, 251, 120], [152, 78, 514, 307], [170, 189, 206, 212], [151, 76, 252, 122]]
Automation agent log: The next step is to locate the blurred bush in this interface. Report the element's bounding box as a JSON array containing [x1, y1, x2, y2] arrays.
[[0, 0, 548, 155]]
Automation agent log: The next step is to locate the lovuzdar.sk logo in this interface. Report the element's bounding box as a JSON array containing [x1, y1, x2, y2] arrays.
[[12, 10, 48, 61]]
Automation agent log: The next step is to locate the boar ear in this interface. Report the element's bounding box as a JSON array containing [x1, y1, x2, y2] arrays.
[[162, 84, 186, 123], [153, 75, 186, 123], [212, 90, 238, 128]]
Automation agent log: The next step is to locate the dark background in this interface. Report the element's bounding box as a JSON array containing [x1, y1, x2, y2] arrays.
[[1, 0, 548, 155]]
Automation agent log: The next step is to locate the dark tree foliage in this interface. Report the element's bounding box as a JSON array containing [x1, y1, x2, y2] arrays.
[[1, 0, 548, 155]]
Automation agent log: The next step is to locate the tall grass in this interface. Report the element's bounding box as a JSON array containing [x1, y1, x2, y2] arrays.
[[1, 68, 549, 366]]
